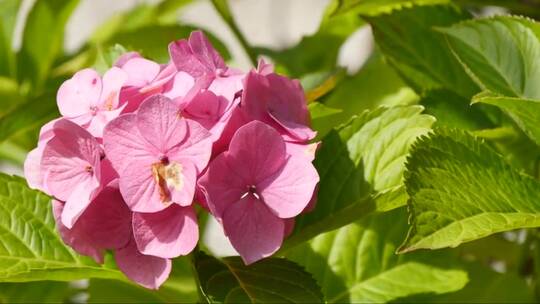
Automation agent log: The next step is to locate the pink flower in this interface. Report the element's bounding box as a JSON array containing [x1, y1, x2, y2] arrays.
[[241, 71, 316, 142], [57, 67, 127, 137], [40, 119, 108, 228], [116, 54, 181, 112], [53, 180, 172, 289], [24, 118, 60, 192], [103, 94, 213, 212], [199, 121, 319, 264], [169, 30, 245, 103]]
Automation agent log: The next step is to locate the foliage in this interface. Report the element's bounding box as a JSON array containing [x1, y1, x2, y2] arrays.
[[1, 0, 540, 302]]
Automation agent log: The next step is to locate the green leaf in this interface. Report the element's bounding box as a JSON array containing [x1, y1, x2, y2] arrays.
[[282, 106, 434, 250], [473, 93, 540, 147], [326, 0, 449, 17], [0, 281, 74, 303], [194, 252, 324, 303], [0, 0, 22, 77], [105, 26, 230, 63], [366, 4, 479, 98], [92, 44, 129, 74], [89, 257, 198, 303], [17, 0, 80, 89], [401, 129, 540, 252], [286, 208, 468, 303], [0, 92, 57, 145], [0, 173, 126, 282], [439, 16, 540, 99], [307, 102, 342, 137], [421, 89, 494, 131]]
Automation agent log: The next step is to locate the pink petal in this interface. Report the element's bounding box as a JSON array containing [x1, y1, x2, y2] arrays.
[[121, 58, 161, 88], [57, 69, 102, 117], [169, 31, 226, 78], [103, 113, 157, 174], [227, 121, 287, 183], [168, 161, 197, 207], [115, 239, 172, 289], [77, 180, 132, 249], [285, 141, 320, 162], [182, 91, 232, 141], [119, 160, 168, 213], [52, 200, 104, 263], [61, 179, 100, 229], [132, 205, 198, 258], [223, 195, 284, 265], [198, 153, 245, 219], [163, 71, 195, 100], [24, 147, 45, 191], [167, 119, 213, 173], [85, 103, 126, 138], [41, 120, 101, 205], [256, 59, 274, 75], [259, 156, 319, 218], [136, 95, 188, 152], [208, 73, 244, 103], [98, 66, 127, 110], [114, 52, 142, 67]]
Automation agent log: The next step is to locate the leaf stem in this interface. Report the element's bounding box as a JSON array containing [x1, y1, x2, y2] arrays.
[[210, 0, 258, 66]]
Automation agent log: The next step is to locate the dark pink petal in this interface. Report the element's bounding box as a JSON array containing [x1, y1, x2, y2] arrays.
[[258, 156, 319, 218], [57, 69, 102, 117], [198, 153, 245, 219], [223, 195, 284, 265], [169, 31, 226, 78], [104, 113, 157, 174], [115, 239, 172, 289], [52, 200, 104, 263], [136, 95, 188, 152], [227, 121, 287, 183], [77, 180, 132, 249], [132, 204, 198, 258]]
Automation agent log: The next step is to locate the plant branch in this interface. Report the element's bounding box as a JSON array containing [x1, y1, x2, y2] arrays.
[[210, 0, 258, 66]]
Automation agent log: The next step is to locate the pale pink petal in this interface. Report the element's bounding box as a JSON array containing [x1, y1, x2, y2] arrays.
[[208, 73, 244, 103], [163, 71, 195, 99], [140, 63, 177, 94], [24, 147, 45, 191], [136, 95, 188, 152], [41, 120, 101, 204], [77, 180, 132, 249], [103, 113, 157, 174], [122, 58, 161, 87], [119, 160, 168, 213], [269, 112, 316, 142], [132, 205, 198, 258], [57, 69, 101, 117], [168, 119, 212, 173], [98, 67, 127, 110], [168, 161, 197, 207], [227, 121, 287, 183], [198, 153, 245, 219], [115, 239, 172, 289], [61, 179, 100, 228], [285, 141, 320, 162], [85, 103, 126, 138], [257, 59, 274, 75], [53, 200, 104, 263], [182, 91, 231, 141], [114, 52, 142, 67], [223, 195, 284, 265], [259, 156, 319, 218]]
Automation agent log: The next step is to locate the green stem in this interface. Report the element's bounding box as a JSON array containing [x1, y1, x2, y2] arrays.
[[210, 0, 258, 66]]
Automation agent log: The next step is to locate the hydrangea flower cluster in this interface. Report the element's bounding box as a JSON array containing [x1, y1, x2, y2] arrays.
[[24, 31, 319, 289]]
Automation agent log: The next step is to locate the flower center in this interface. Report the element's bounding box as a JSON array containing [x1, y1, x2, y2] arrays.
[[152, 160, 183, 203], [241, 185, 260, 200]]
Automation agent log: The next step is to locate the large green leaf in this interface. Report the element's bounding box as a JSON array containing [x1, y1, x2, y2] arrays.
[[366, 4, 479, 98], [282, 106, 434, 250], [194, 252, 324, 303], [0, 0, 22, 77], [286, 208, 468, 303], [439, 16, 540, 100], [0, 174, 126, 282], [17, 0, 80, 89], [0, 281, 74, 303], [472, 93, 540, 146], [326, 0, 449, 17], [401, 129, 540, 252]]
